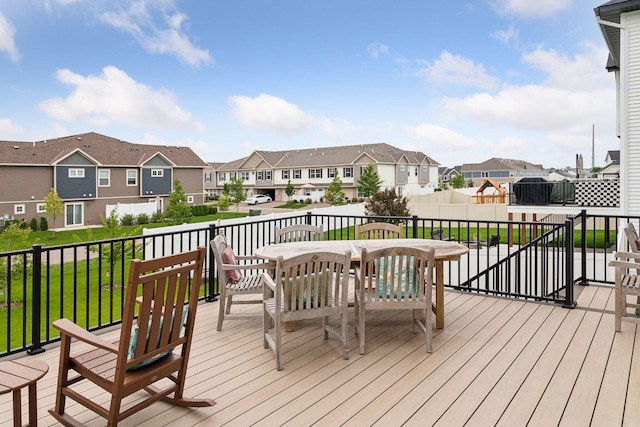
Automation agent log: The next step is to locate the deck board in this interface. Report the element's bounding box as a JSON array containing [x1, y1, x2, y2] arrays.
[[0, 285, 637, 427]]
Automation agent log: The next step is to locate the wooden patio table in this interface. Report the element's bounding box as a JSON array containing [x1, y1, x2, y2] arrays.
[[0, 359, 49, 427], [255, 238, 469, 329]]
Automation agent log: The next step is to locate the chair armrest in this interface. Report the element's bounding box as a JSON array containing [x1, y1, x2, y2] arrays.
[[613, 251, 640, 261], [609, 259, 640, 269], [262, 272, 276, 292], [220, 262, 274, 271], [52, 318, 119, 353]]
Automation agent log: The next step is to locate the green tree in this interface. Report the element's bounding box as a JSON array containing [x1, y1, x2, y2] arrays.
[[450, 173, 465, 189], [43, 188, 63, 239], [324, 171, 346, 205], [285, 180, 295, 205], [165, 179, 193, 225], [0, 223, 34, 304], [357, 164, 382, 198], [224, 177, 246, 212], [217, 194, 230, 219], [364, 189, 410, 219]]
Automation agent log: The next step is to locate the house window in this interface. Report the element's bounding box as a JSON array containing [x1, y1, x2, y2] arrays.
[[68, 168, 85, 178], [241, 171, 250, 181], [309, 169, 322, 179], [98, 169, 110, 187], [219, 172, 226, 181], [187, 196, 194, 203], [282, 170, 290, 179], [127, 169, 138, 186], [37, 204, 46, 213], [14, 204, 25, 215], [205, 172, 212, 182], [151, 169, 164, 177], [343, 167, 353, 178], [481, 171, 489, 178], [293, 169, 301, 179], [400, 166, 405, 172], [257, 171, 263, 180], [65, 203, 83, 226], [230, 172, 236, 179], [328, 168, 336, 178], [265, 170, 272, 180], [415, 167, 418, 176]]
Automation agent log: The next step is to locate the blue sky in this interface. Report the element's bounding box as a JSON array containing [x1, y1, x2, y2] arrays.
[[0, 0, 616, 169]]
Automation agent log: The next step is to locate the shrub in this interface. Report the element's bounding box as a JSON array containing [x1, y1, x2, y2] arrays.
[[136, 213, 150, 225], [120, 213, 135, 226], [151, 211, 164, 223], [30, 217, 38, 232], [18, 219, 27, 229], [208, 206, 217, 215], [305, 198, 312, 204], [40, 217, 48, 231]]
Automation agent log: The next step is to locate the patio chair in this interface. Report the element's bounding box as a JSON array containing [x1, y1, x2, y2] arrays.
[[262, 250, 351, 370], [355, 222, 403, 239], [211, 234, 273, 331], [354, 246, 435, 354], [275, 224, 324, 243], [49, 247, 215, 427], [609, 251, 640, 331], [430, 229, 452, 241], [479, 235, 500, 248]]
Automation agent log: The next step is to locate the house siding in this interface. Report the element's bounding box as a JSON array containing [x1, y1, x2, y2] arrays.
[[56, 165, 97, 199], [624, 11, 640, 214]]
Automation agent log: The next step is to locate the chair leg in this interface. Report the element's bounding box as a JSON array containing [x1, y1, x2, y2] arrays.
[[615, 285, 623, 332], [217, 287, 227, 331], [425, 307, 432, 353], [275, 317, 282, 371], [52, 333, 71, 417], [225, 295, 233, 314], [358, 304, 366, 355], [263, 306, 269, 349], [341, 309, 349, 360], [323, 316, 329, 340]]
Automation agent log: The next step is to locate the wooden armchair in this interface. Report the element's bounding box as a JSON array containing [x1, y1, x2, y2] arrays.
[[262, 250, 351, 370], [355, 222, 403, 239], [354, 246, 435, 354], [609, 251, 640, 331], [49, 247, 214, 427], [211, 234, 273, 330], [275, 224, 324, 243]]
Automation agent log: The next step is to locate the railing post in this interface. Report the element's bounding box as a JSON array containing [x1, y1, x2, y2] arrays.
[[206, 224, 219, 302], [412, 215, 418, 239], [27, 244, 45, 355], [306, 211, 312, 225], [563, 219, 576, 308], [578, 209, 589, 286]]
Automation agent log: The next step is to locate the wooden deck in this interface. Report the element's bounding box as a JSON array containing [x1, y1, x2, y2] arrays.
[[1, 284, 638, 426]]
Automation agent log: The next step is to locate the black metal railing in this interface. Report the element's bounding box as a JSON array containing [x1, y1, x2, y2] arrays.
[[3, 209, 630, 358]]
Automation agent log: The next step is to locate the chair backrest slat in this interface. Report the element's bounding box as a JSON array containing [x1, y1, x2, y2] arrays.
[[355, 222, 403, 240], [276, 224, 324, 243]]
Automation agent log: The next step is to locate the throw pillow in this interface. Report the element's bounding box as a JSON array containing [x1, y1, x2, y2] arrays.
[[378, 256, 415, 299], [222, 246, 243, 283]]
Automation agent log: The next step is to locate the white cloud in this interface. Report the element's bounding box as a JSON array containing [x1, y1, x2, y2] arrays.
[[367, 42, 389, 59], [100, 1, 211, 67], [411, 123, 482, 151], [492, 0, 572, 18], [0, 12, 21, 63], [492, 26, 519, 45], [0, 118, 23, 136], [419, 51, 500, 91], [38, 66, 203, 131], [228, 94, 311, 136]]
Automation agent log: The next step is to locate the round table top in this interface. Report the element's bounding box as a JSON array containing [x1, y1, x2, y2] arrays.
[[255, 238, 469, 262], [0, 359, 49, 394]]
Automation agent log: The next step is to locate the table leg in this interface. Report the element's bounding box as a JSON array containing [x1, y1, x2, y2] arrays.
[[434, 260, 444, 329], [29, 383, 38, 427], [12, 389, 21, 427]]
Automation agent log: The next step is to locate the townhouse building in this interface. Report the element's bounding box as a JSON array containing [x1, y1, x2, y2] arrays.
[[215, 143, 439, 202], [0, 132, 207, 228], [461, 158, 548, 186]]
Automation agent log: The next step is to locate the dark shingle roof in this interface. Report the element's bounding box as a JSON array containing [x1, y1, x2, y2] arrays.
[[0, 132, 207, 167]]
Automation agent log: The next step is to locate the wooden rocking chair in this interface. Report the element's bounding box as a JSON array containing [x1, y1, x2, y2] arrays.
[[49, 247, 215, 426]]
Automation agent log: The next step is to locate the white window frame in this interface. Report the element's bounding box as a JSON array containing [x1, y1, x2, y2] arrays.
[[187, 196, 194, 203], [37, 203, 46, 213], [328, 168, 336, 178], [126, 169, 138, 186], [257, 170, 263, 180], [219, 172, 226, 181], [481, 171, 489, 178], [65, 202, 83, 226], [98, 169, 110, 187], [293, 169, 301, 179], [265, 170, 272, 180], [343, 167, 353, 178], [282, 170, 290, 179], [309, 168, 322, 179], [204, 172, 212, 182], [230, 172, 237, 179], [241, 171, 250, 181], [68, 168, 85, 178], [14, 204, 25, 215], [400, 165, 405, 172], [151, 169, 164, 177]]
